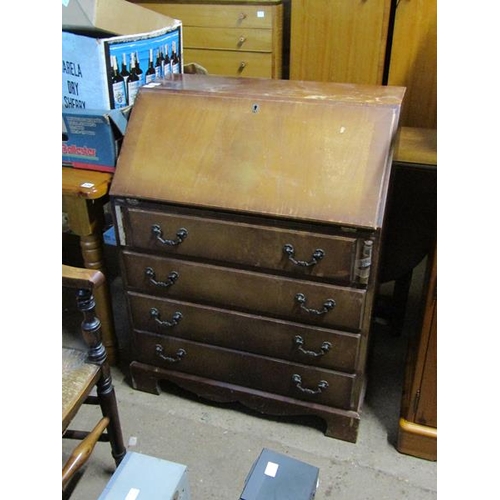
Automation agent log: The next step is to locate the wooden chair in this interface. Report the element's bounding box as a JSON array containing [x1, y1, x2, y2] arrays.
[[62, 265, 126, 491]]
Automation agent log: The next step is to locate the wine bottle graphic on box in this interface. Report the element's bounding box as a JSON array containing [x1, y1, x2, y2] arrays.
[[111, 55, 127, 108], [127, 53, 140, 105], [163, 44, 171, 75], [171, 41, 180, 74], [155, 48, 163, 78], [146, 48, 156, 83], [135, 52, 145, 86], [120, 53, 130, 101]]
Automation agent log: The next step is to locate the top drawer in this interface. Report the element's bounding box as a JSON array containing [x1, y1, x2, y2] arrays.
[[119, 206, 364, 284], [147, 3, 275, 29]]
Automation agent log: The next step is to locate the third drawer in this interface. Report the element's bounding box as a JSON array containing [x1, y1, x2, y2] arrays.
[[127, 291, 361, 372]]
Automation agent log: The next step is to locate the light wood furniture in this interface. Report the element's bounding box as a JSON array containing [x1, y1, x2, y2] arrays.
[[110, 74, 404, 443], [131, 0, 283, 78], [289, 0, 392, 85], [394, 127, 437, 166], [387, 0, 437, 128], [397, 247, 437, 460], [62, 167, 118, 365], [62, 265, 126, 490], [289, 0, 437, 128]]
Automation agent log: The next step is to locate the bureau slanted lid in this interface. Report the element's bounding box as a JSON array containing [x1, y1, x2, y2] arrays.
[[111, 75, 404, 229]]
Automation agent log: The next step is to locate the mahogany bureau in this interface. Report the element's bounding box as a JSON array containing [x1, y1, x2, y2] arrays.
[[110, 75, 404, 442]]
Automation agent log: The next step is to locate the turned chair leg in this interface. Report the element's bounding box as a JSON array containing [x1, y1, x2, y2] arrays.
[[76, 287, 126, 466]]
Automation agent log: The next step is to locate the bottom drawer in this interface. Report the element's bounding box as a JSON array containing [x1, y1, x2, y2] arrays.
[[133, 331, 356, 410], [183, 48, 273, 78]]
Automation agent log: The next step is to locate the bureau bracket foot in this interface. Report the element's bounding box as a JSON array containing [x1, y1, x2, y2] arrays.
[[129, 361, 361, 443], [130, 362, 161, 395]]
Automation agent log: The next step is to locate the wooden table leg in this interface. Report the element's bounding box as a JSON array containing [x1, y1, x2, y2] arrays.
[[63, 195, 118, 366]]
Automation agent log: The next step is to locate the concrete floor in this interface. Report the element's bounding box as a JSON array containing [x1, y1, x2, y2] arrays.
[[62, 249, 437, 499]]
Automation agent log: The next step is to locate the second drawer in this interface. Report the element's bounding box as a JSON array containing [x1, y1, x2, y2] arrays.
[[184, 26, 273, 51], [121, 251, 366, 331]]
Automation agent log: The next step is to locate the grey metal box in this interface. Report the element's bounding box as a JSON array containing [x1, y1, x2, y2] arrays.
[[240, 448, 319, 500], [98, 451, 190, 500]]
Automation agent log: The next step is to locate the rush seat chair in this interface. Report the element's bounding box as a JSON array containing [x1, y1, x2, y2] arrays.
[[62, 265, 126, 491]]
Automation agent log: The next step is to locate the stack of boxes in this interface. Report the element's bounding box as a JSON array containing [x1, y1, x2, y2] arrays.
[[62, 0, 182, 171]]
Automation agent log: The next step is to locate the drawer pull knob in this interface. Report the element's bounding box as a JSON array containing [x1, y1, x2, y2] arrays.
[[238, 61, 247, 72], [145, 267, 179, 288], [295, 293, 336, 315], [152, 224, 188, 246], [238, 36, 247, 47], [292, 374, 329, 395], [150, 308, 183, 327], [293, 335, 332, 357], [155, 345, 186, 363], [238, 12, 247, 21], [283, 244, 325, 267]]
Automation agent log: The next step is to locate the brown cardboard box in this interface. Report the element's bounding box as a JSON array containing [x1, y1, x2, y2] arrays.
[[62, 0, 182, 110], [62, 0, 179, 35]]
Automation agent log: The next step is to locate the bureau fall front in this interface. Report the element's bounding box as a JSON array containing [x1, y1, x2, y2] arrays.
[[110, 74, 404, 442]]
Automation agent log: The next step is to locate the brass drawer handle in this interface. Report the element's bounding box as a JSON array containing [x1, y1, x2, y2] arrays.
[[155, 345, 186, 363], [150, 308, 183, 328], [292, 374, 329, 395], [145, 267, 179, 288], [152, 223, 188, 246], [283, 244, 325, 267], [295, 293, 336, 315], [293, 335, 332, 357]]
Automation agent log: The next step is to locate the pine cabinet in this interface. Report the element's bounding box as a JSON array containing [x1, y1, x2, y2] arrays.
[[397, 247, 437, 460], [131, 0, 284, 78], [289, 0, 392, 85], [289, 0, 437, 128], [387, 0, 437, 128]]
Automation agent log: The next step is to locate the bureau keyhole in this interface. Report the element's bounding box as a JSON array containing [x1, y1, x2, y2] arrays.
[[252, 103, 260, 113]]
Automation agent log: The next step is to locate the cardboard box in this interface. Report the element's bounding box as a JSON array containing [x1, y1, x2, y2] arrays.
[[97, 451, 191, 500], [240, 449, 319, 500], [62, 0, 183, 110], [62, 107, 130, 172], [63, 0, 179, 36]]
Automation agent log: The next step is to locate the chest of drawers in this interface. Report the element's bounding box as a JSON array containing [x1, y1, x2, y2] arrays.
[[110, 75, 404, 442], [131, 0, 283, 78]]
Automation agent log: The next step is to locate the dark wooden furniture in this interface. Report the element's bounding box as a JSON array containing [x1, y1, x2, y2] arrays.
[[62, 265, 126, 491], [397, 247, 437, 460], [62, 167, 119, 365], [378, 127, 437, 333], [110, 74, 404, 443]]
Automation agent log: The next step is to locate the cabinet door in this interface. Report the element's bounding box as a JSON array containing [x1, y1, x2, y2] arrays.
[[289, 0, 392, 84], [387, 0, 437, 128], [414, 298, 437, 428]]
